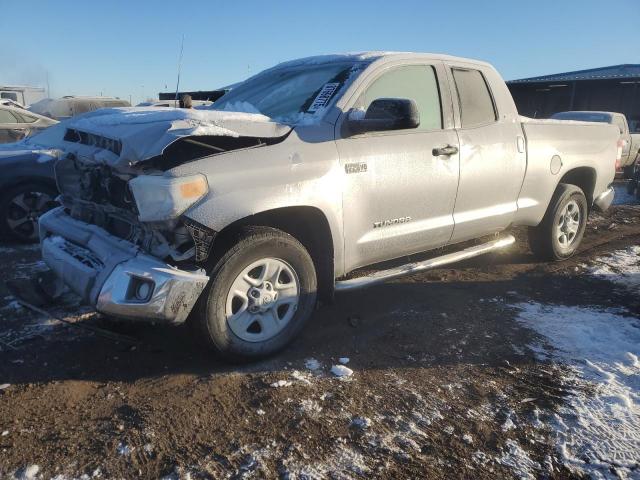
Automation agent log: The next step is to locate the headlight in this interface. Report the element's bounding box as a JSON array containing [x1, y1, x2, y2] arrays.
[[129, 174, 208, 222]]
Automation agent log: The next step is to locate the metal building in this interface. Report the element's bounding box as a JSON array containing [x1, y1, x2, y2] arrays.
[[507, 64, 640, 132]]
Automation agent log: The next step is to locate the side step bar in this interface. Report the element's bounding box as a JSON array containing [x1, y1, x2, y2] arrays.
[[335, 234, 516, 292]]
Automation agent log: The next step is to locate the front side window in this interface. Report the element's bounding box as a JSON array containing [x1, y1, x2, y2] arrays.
[[212, 62, 366, 124], [355, 65, 442, 131], [452, 68, 497, 128]]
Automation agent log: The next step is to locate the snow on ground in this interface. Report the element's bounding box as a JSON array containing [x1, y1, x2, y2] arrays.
[[514, 302, 640, 477], [588, 245, 640, 292]]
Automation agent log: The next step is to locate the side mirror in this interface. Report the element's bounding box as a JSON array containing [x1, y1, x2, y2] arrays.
[[345, 98, 420, 135]]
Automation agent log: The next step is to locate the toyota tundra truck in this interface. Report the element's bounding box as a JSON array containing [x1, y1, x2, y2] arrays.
[[36, 52, 618, 359]]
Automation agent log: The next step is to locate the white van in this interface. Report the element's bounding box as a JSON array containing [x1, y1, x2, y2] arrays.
[[0, 85, 46, 107]]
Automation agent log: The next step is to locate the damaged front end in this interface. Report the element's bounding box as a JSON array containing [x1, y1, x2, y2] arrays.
[[39, 154, 216, 324], [38, 108, 290, 323]]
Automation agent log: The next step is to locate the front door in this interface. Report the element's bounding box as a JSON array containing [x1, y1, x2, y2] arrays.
[[335, 63, 460, 273]]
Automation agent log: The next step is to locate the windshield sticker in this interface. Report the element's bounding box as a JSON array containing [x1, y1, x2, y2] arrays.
[[307, 83, 340, 113]]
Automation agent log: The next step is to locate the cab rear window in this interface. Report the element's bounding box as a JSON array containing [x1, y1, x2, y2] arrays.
[[452, 68, 497, 128]]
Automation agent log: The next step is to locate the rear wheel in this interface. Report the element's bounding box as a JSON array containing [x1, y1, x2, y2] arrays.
[[0, 183, 58, 243], [192, 226, 317, 360], [528, 184, 588, 261]]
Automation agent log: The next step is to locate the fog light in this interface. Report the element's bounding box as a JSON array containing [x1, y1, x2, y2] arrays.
[[126, 277, 154, 302], [135, 281, 152, 301]]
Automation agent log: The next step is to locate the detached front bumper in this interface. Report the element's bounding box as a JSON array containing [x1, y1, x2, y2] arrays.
[[593, 186, 615, 212], [39, 207, 209, 324]]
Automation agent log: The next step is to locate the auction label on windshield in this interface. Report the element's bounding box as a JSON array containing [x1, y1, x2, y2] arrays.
[[307, 83, 340, 112]]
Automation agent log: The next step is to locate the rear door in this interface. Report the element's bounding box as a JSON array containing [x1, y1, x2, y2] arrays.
[[335, 62, 460, 272], [446, 63, 526, 242]]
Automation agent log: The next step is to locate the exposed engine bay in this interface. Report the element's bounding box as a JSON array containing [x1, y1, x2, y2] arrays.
[[53, 131, 286, 267]]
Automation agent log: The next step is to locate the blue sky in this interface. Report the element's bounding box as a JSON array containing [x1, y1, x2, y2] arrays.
[[1, 0, 639, 105]]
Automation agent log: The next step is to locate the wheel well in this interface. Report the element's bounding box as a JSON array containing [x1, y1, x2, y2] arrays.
[[1, 177, 58, 196], [558, 167, 596, 206], [209, 206, 335, 302]]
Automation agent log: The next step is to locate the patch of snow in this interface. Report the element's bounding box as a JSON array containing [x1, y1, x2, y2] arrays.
[[117, 442, 132, 456], [13, 465, 39, 480], [256, 409, 265, 416], [338, 357, 350, 365], [284, 442, 370, 478], [588, 245, 640, 291], [501, 414, 516, 432], [0, 383, 10, 390], [331, 365, 353, 378], [1, 430, 8, 436], [515, 302, 640, 477], [499, 439, 541, 480], [350, 416, 371, 430], [472, 450, 491, 466], [299, 399, 322, 416], [463, 433, 474, 444], [290, 370, 312, 385], [304, 357, 321, 371], [270, 380, 292, 388]]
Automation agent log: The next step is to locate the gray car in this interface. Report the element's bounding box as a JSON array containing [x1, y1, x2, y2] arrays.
[[0, 123, 63, 241], [0, 103, 58, 144]]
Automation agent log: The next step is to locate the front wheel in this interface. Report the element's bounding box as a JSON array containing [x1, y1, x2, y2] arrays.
[[192, 226, 317, 360], [528, 184, 588, 261], [0, 183, 58, 243]]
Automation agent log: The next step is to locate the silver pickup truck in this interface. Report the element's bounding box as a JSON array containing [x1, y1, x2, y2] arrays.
[[37, 52, 618, 359]]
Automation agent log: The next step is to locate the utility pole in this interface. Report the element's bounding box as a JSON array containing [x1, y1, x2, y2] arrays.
[[175, 34, 185, 103]]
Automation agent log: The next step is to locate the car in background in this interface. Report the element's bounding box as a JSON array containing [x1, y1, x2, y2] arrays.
[[0, 103, 58, 144], [136, 99, 213, 108], [29, 96, 131, 120], [0, 123, 64, 242], [550, 111, 640, 178]]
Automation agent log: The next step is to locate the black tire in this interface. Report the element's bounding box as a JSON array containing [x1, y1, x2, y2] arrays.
[[192, 226, 317, 360], [0, 183, 58, 243], [528, 184, 588, 261]]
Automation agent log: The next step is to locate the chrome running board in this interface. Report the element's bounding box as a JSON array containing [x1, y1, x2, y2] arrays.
[[335, 234, 516, 292]]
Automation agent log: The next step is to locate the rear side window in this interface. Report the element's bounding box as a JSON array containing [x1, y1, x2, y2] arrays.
[[356, 65, 442, 131], [452, 68, 497, 128], [0, 110, 18, 123], [17, 113, 37, 123]]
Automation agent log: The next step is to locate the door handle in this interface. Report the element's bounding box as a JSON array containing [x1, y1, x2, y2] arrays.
[[432, 145, 459, 156]]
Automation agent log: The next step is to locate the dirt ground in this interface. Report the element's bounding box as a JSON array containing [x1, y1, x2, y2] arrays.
[[0, 183, 638, 479]]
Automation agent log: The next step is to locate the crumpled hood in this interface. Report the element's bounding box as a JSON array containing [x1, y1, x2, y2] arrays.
[[32, 107, 292, 167], [68, 107, 292, 165]]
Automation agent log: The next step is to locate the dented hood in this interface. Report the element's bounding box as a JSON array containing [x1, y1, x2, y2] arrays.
[[52, 107, 292, 166]]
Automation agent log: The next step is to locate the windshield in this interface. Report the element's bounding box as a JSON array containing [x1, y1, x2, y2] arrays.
[[551, 112, 612, 123], [211, 62, 365, 124]]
